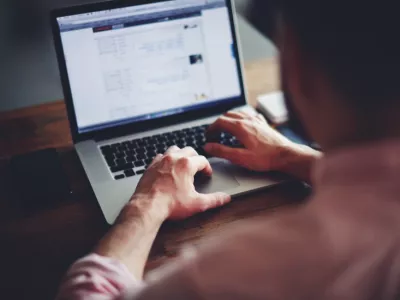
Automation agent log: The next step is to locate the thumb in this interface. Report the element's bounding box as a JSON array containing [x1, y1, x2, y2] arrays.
[[204, 143, 252, 167], [197, 192, 231, 212]]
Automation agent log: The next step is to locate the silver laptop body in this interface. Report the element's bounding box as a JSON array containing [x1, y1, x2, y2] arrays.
[[52, 0, 281, 224]]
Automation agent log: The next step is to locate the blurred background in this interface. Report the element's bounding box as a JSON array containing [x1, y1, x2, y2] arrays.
[[0, 0, 276, 112]]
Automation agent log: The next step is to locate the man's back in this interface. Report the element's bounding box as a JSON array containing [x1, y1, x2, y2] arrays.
[[124, 140, 400, 299]]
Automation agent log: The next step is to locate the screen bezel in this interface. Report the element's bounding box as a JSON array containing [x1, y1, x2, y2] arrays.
[[51, 0, 248, 143]]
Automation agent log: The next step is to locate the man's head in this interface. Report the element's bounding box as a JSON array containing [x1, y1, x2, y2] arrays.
[[249, 0, 400, 150]]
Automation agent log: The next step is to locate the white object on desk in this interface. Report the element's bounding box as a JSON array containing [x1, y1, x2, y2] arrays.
[[257, 91, 288, 124]]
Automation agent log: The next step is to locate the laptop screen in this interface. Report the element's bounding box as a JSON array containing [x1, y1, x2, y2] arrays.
[[56, 0, 243, 134]]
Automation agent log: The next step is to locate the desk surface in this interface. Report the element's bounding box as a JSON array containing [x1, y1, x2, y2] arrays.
[[0, 58, 307, 300]]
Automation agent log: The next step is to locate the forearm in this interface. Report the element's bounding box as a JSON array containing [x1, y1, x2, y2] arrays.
[[94, 194, 169, 279], [276, 144, 322, 184]]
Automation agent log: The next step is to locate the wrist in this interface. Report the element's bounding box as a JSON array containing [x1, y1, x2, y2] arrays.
[[95, 192, 169, 279], [273, 143, 321, 183], [118, 193, 170, 227]]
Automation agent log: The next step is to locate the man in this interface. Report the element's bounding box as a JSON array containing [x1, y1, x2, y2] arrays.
[[57, 0, 400, 299]]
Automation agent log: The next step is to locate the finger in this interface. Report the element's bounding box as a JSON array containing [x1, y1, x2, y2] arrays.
[[196, 192, 231, 212], [237, 110, 255, 119], [149, 154, 163, 167], [187, 155, 213, 176], [165, 146, 180, 154], [204, 143, 252, 167], [256, 113, 268, 123], [224, 111, 247, 120], [176, 147, 198, 157], [207, 116, 247, 141]]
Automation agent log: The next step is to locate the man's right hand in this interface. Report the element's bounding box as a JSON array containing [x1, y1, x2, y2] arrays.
[[204, 111, 321, 183]]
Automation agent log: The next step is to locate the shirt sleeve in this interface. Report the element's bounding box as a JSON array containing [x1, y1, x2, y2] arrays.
[[56, 254, 143, 300]]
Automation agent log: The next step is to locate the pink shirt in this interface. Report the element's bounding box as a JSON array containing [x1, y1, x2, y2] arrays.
[[57, 140, 400, 299]]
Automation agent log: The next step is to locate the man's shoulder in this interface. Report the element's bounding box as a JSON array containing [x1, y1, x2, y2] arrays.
[[180, 209, 326, 298]]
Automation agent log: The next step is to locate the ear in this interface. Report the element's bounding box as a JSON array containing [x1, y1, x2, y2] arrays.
[[276, 18, 330, 145], [277, 19, 350, 150], [277, 19, 315, 110]]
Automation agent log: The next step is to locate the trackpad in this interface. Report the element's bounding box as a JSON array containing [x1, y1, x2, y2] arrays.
[[195, 162, 240, 194]]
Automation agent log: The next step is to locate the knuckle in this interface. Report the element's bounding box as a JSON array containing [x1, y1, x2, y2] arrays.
[[199, 156, 210, 165], [185, 146, 197, 154], [168, 146, 179, 152], [217, 118, 226, 125], [234, 119, 243, 126], [163, 154, 174, 164], [178, 157, 192, 170], [235, 120, 247, 130]]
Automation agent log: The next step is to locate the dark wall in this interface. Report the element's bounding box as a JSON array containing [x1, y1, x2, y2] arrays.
[[0, 0, 100, 111]]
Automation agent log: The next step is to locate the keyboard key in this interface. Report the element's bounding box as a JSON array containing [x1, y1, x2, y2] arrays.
[[107, 162, 116, 168], [126, 155, 135, 162], [111, 162, 134, 173], [131, 139, 141, 146], [164, 133, 174, 139], [137, 153, 146, 160], [137, 147, 146, 154], [115, 174, 125, 180], [103, 151, 114, 158], [145, 159, 153, 165], [116, 158, 126, 166], [115, 152, 125, 159], [186, 141, 196, 148], [123, 162, 134, 169], [156, 146, 166, 153], [130, 140, 138, 148], [105, 154, 114, 161], [147, 138, 157, 145], [101, 146, 112, 154], [158, 136, 167, 143], [147, 151, 156, 159], [111, 166, 120, 173], [136, 170, 145, 175], [135, 161, 145, 168], [106, 159, 117, 168], [124, 169, 135, 177], [145, 145, 156, 152], [194, 133, 204, 139]]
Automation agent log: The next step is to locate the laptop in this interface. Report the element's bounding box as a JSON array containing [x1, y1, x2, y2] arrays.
[[51, 0, 282, 224]]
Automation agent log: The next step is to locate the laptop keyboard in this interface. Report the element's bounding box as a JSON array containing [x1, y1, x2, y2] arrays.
[[100, 124, 242, 180]]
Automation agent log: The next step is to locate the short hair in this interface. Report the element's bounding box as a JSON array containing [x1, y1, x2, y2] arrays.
[[249, 0, 400, 109]]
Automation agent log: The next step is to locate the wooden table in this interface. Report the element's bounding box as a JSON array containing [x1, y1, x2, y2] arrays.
[[0, 58, 308, 300]]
